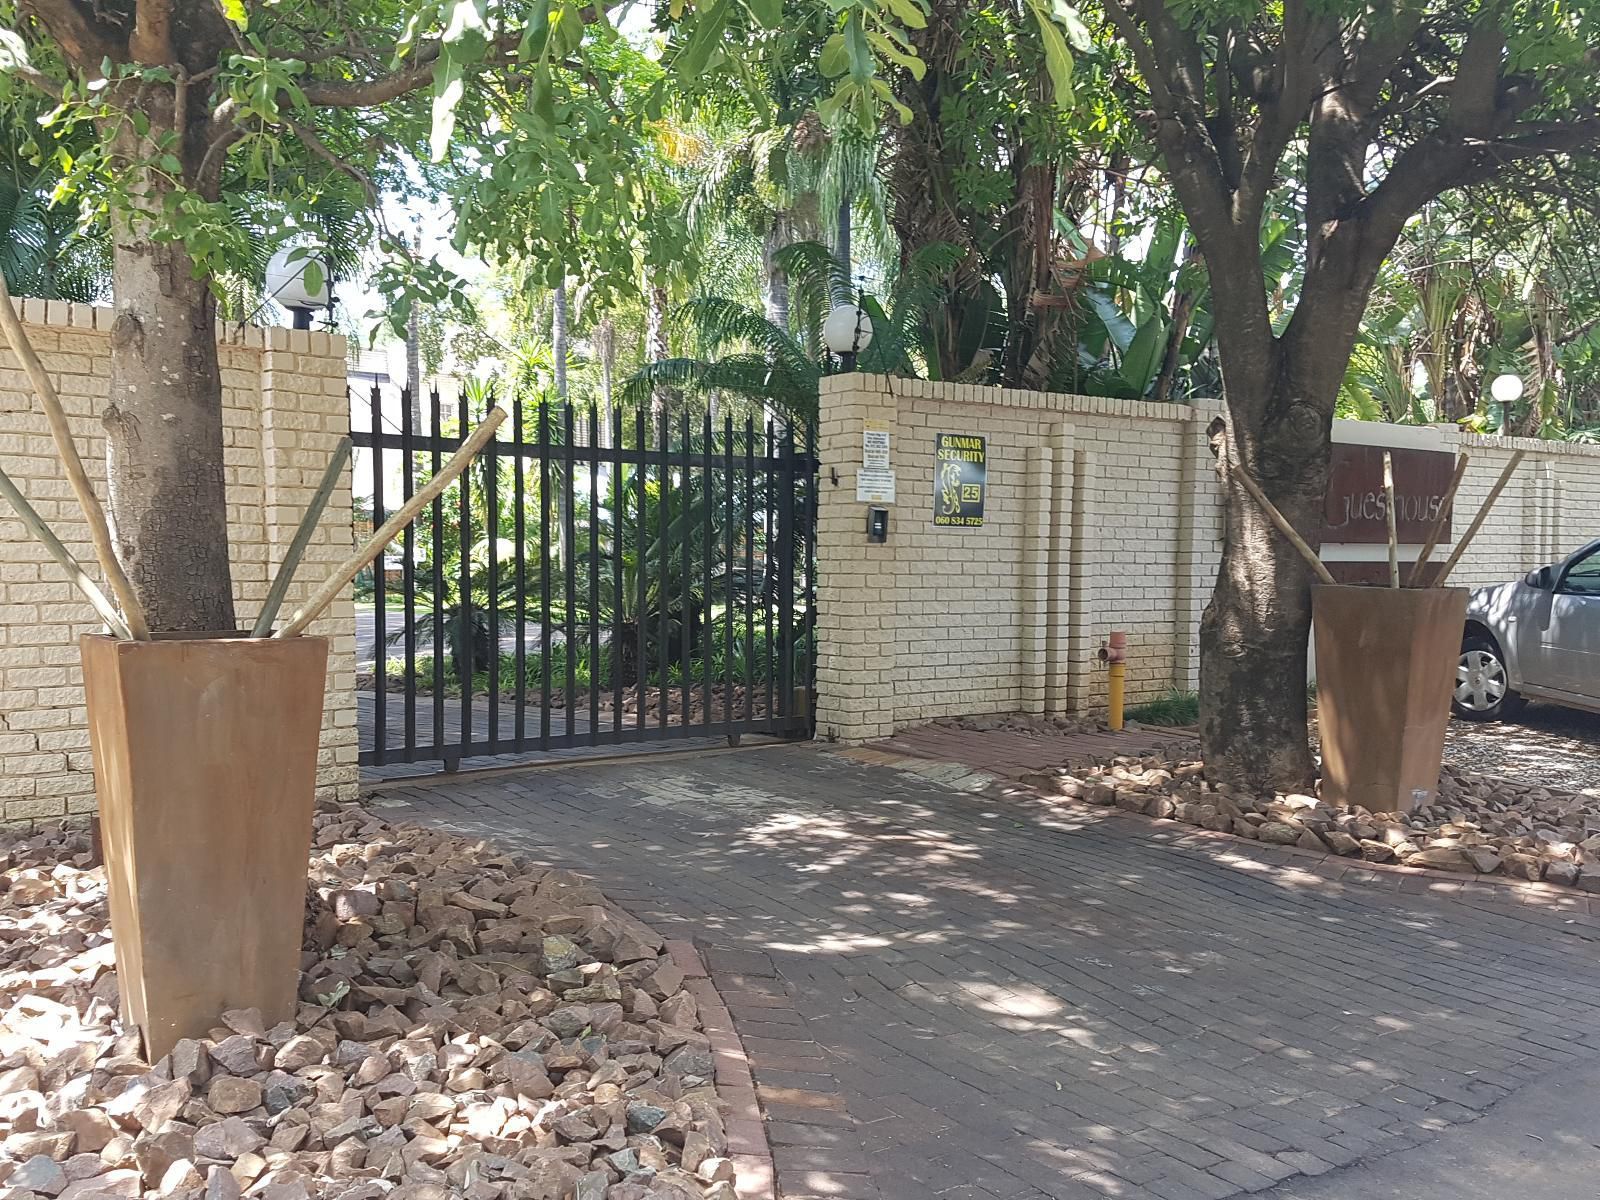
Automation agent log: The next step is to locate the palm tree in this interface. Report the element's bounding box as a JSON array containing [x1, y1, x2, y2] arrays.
[[622, 240, 965, 423]]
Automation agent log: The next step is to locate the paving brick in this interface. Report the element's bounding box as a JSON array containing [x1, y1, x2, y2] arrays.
[[398, 744, 1600, 1200]]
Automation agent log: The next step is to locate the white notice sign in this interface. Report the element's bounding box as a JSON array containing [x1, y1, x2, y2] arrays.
[[857, 467, 896, 504], [863, 422, 891, 469]]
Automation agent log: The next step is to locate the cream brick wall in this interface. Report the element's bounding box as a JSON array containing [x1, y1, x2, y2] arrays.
[[815, 376, 1599, 742], [1443, 431, 1600, 588], [814, 374, 1225, 741], [0, 302, 359, 822]]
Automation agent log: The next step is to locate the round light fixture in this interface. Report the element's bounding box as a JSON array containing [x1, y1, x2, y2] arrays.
[[1489, 373, 1523, 404], [265, 245, 331, 310], [822, 303, 873, 356]]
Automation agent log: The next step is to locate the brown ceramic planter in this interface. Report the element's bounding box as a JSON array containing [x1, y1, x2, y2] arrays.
[[80, 633, 329, 1060], [1312, 585, 1467, 814]]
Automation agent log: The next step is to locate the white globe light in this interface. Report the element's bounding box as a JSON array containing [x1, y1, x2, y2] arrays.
[[1490, 373, 1523, 404], [265, 245, 331, 309], [822, 304, 873, 355]]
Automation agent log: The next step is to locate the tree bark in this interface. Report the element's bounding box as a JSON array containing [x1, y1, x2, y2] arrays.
[[552, 281, 569, 400], [405, 286, 423, 430], [103, 127, 236, 631], [1199, 399, 1328, 794], [834, 198, 851, 280], [763, 214, 791, 333]]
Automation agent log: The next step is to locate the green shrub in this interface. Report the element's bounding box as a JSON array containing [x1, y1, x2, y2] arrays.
[[1125, 688, 1199, 727]]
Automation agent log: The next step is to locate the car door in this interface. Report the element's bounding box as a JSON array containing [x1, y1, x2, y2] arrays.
[[1539, 545, 1600, 698]]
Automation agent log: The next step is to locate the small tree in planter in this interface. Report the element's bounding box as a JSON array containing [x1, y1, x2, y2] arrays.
[[0, 267, 503, 1056], [1101, 0, 1600, 791]]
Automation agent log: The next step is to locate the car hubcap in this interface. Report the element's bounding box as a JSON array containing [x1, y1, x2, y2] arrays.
[[1455, 649, 1507, 711]]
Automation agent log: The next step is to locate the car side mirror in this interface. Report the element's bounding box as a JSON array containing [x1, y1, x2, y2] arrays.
[[1526, 566, 1555, 590]]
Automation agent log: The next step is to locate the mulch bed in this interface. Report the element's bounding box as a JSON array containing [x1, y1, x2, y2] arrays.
[[0, 806, 742, 1199]]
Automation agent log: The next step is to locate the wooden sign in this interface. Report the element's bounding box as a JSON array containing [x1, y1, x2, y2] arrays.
[[1320, 445, 1455, 544]]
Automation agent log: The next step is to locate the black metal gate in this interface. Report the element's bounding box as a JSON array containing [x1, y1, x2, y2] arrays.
[[352, 389, 816, 770]]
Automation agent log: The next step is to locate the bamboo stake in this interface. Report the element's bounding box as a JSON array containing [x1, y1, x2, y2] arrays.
[[1382, 451, 1399, 588], [1234, 467, 1338, 586], [0, 462, 133, 639], [0, 276, 149, 639], [277, 409, 507, 637], [1433, 450, 1526, 587], [1405, 453, 1470, 587], [251, 437, 353, 637]]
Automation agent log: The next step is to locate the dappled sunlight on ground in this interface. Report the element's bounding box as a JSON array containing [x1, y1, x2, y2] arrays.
[[391, 743, 1600, 1199]]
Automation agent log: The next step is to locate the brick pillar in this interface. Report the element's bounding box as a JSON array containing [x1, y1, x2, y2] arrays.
[[1044, 424, 1076, 714], [1019, 443, 1052, 715], [1064, 447, 1100, 712], [260, 328, 360, 801], [813, 373, 899, 742], [1171, 405, 1217, 690]]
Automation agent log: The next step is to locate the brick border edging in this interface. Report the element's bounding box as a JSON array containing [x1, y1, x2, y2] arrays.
[[665, 939, 777, 1200]]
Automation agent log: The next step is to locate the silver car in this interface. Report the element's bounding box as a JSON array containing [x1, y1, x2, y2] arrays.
[[1456, 539, 1600, 720]]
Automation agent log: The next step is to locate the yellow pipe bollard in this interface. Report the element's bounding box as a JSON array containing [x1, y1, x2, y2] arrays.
[[1104, 631, 1127, 731]]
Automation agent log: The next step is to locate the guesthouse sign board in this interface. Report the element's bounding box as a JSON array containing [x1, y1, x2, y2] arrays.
[[1319, 444, 1456, 544]]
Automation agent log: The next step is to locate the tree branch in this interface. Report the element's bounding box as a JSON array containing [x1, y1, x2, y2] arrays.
[[1446, 15, 1504, 135], [280, 115, 379, 206], [0, 40, 64, 100], [129, 0, 176, 64], [16, 0, 123, 72], [297, 32, 519, 108]]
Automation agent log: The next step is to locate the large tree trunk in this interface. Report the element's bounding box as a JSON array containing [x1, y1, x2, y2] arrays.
[[1199, 390, 1332, 794], [104, 155, 235, 631], [1197, 293, 1351, 794], [763, 214, 791, 333]]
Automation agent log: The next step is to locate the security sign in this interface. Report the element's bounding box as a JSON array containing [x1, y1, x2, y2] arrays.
[[933, 433, 986, 527]]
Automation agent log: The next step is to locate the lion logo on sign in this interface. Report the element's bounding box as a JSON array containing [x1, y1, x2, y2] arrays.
[[938, 460, 964, 516]]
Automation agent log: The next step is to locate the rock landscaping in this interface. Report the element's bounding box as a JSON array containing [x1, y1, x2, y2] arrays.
[[0, 806, 742, 1200], [1024, 754, 1600, 890]]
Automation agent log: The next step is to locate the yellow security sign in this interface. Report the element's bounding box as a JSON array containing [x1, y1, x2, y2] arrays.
[[933, 433, 986, 527]]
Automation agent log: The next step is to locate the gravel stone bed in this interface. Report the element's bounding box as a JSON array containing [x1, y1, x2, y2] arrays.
[[1025, 748, 1600, 890], [0, 805, 739, 1200], [1442, 704, 1600, 796]]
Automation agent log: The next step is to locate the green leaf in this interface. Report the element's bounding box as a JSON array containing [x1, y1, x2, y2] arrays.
[[442, 0, 490, 57], [819, 32, 849, 78], [1119, 313, 1166, 396], [1049, 0, 1092, 52], [301, 259, 325, 297], [744, 0, 782, 29], [0, 28, 32, 71], [678, 0, 733, 79], [844, 13, 874, 83], [881, 0, 928, 30], [430, 60, 465, 162], [1028, 0, 1075, 111]]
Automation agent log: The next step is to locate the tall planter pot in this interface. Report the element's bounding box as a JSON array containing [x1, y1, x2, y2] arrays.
[[80, 633, 329, 1061], [1311, 585, 1467, 814]]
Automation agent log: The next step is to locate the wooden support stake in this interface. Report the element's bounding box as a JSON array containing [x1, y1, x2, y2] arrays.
[[1433, 451, 1526, 587], [1383, 451, 1399, 588], [1234, 468, 1338, 586], [1405, 453, 1469, 587], [277, 409, 507, 637], [251, 437, 353, 637], [0, 462, 132, 639], [0, 275, 149, 639]]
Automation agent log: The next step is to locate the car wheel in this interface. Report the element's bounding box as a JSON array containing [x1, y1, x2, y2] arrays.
[[1453, 634, 1525, 722]]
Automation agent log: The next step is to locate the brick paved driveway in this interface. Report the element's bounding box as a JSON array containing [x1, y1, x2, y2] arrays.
[[379, 745, 1600, 1200]]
